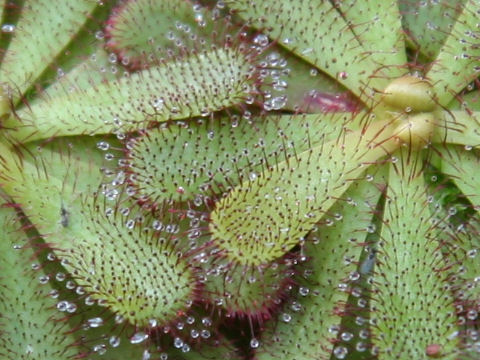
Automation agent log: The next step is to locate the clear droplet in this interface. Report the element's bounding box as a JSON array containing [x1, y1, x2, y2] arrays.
[[250, 338, 260, 349], [87, 317, 104, 328], [130, 332, 148, 344], [109, 336, 121, 348], [1, 24, 15, 33]]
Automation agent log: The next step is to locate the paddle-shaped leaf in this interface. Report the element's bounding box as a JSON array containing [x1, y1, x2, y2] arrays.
[[225, 0, 393, 104], [255, 178, 380, 359], [210, 117, 398, 266], [371, 151, 459, 359], [0, 199, 78, 359], [5, 45, 260, 143]]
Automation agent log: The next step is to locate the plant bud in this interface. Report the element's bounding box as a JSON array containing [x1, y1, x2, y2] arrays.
[[383, 76, 436, 112], [393, 112, 436, 147]]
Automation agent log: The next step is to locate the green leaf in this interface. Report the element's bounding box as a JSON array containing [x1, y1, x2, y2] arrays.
[[434, 109, 480, 148], [371, 151, 459, 359], [255, 178, 380, 360], [209, 116, 398, 267], [333, 0, 407, 79], [126, 112, 366, 203], [174, 340, 243, 360], [0, 138, 198, 327], [260, 46, 352, 113], [427, 0, 480, 106], [448, 89, 480, 111], [400, 0, 467, 59], [0, 199, 78, 359], [0, 0, 99, 99], [225, 0, 396, 104], [38, 46, 123, 98], [105, 0, 215, 69], [5, 46, 259, 142], [438, 145, 480, 208]]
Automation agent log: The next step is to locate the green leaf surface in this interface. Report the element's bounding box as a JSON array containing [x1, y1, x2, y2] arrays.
[[0, 0, 5, 25], [173, 341, 244, 360], [225, 0, 395, 104], [210, 117, 398, 266], [439, 145, 480, 208], [434, 109, 480, 148], [0, 199, 78, 359], [0, 138, 197, 327], [333, 0, 407, 80], [39, 46, 123, 99], [5, 46, 258, 143], [261, 46, 352, 113], [255, 178, 380, 360], [400, 0, 467, 59], [371, 152, 459, 359], [444, 216, 480, 305], [0, 0, 99, 99], [427, 0, 480, 106], [127, 112, 366, 203], [105, 0, 216, 69], [448, 89, 480, 111]]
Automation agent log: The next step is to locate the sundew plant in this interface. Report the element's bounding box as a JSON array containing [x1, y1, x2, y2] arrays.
[[1, 0, 480, 359]]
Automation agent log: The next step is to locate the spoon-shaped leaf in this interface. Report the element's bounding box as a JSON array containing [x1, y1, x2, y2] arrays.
[[225, 0, 395, 104], [0, 138, 198, 327], [0, 198, 79, 359], [5, 45, 259, 143], [371, 151, 459, 359], [255, 178, 380, 359], [210, 116, 398, 266], [126, 112, 366, 203], [105, 0, 215, 69]]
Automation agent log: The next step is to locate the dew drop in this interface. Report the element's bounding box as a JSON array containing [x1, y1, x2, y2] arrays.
[[93, 344, 107, 355], [87, 317, 104, 328], [130, 332, 148, 344], [173, 337, 184, 349], [281, 313, 292, 323], [299, 287, 309, 296], [109, 336, 120, 348], [333, 346, 348, 359], [1, 24, 15, 33], [250, 338, 260, 349], [366, 224, 376, 233], [97, 141, 110, 151], [66, 302, 77, 313], [253, 34, 269, 47], [341, 332, 354, 341], [56, 301, 68, 312]]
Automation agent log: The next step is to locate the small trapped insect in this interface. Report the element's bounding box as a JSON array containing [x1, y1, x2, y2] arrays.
[[60, 202, 69, 228]]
